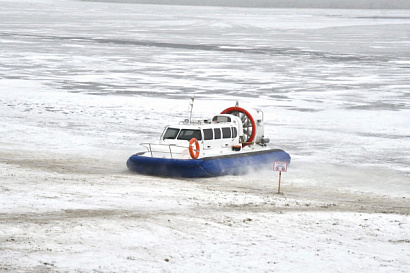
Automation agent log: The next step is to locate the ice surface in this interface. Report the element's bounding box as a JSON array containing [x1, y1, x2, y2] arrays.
[[0, 0, 409, 272]]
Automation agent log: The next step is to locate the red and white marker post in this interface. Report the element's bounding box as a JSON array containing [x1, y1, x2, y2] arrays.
[[273, 161, 287, 194]]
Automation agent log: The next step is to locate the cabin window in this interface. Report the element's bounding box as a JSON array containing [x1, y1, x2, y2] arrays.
[[163, 128, 180, 139], [222, 127, 231, 139], [232, 127, 238, 138], [203, 129, 213, 140], [212, 116, 231, 123], [177, 129, 202, 141], [214, 128, 221, 139]]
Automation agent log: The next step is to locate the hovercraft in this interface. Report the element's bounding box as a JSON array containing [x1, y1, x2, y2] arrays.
[[127, 101, 291, 178]]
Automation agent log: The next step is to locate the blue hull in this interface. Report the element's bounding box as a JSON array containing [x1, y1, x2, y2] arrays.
[[127, 149, 291, 178]]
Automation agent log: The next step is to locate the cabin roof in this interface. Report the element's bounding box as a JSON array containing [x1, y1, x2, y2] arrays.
[[168, 122, 235, 130]]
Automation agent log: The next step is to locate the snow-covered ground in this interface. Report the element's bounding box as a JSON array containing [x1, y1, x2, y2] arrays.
[[0, 0, 409, 272]]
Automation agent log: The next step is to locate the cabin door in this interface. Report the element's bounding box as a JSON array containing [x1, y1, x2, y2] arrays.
[[202, 129, 215, 150], [221, 127, 233, 148]]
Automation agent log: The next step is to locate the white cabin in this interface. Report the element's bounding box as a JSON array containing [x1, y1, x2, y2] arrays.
[[140, 108, 269, 159]]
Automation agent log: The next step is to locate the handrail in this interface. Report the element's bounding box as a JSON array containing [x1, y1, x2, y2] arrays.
[[140, 143, 189, 158]]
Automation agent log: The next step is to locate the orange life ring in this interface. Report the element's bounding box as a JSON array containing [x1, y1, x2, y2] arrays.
[[189, 138, 200, 159]]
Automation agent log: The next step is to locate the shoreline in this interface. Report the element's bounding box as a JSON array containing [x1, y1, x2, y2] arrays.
[[1, 150, 409, 272]]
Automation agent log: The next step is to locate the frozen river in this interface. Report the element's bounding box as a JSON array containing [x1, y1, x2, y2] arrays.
[[0, 0, 409, 272], [1, 0, 409, 194]]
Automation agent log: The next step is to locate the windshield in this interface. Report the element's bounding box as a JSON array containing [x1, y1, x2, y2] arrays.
[[177, 129, 202, 141], [163, 128, 180, 139]]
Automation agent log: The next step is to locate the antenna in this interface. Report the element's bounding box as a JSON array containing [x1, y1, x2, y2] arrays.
[[188, 96, 195, 124]]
